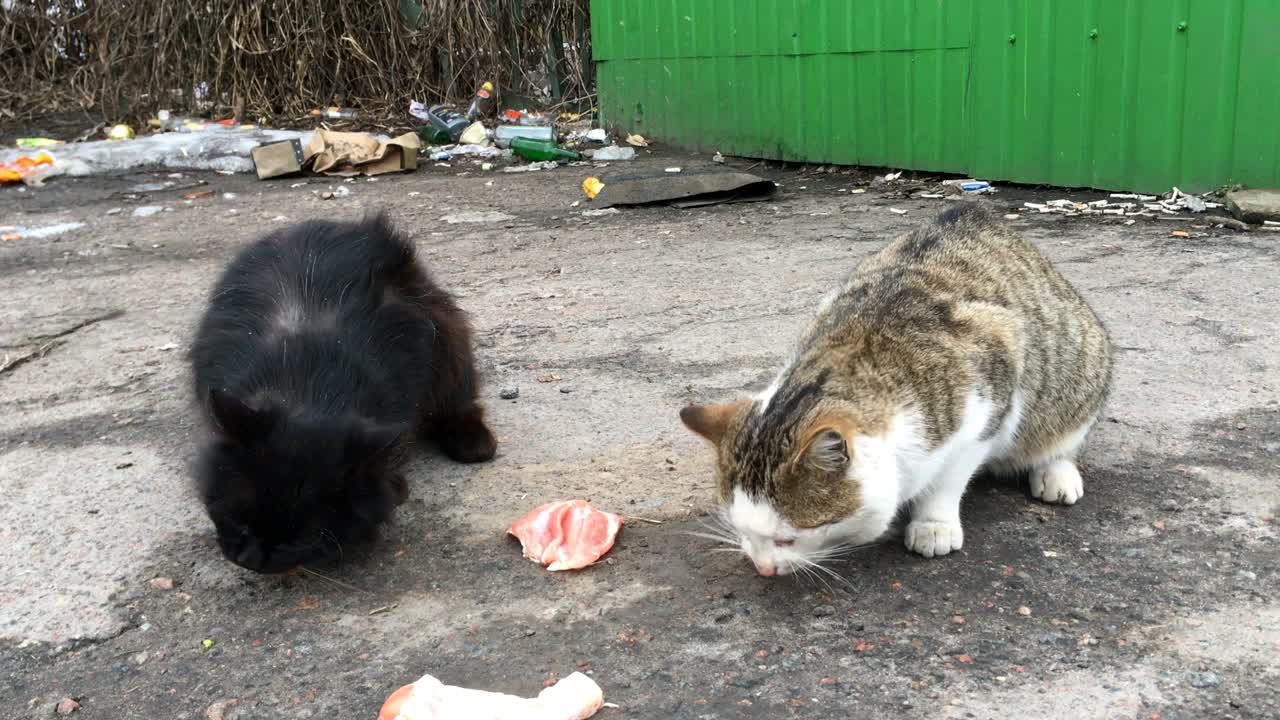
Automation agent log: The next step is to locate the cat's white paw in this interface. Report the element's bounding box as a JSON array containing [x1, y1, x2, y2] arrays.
[[1030, 460, 1084, 505], [905, 519, 964, 558]]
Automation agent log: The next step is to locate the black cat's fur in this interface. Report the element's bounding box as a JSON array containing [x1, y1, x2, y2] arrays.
[[190, 213, 496, 573]]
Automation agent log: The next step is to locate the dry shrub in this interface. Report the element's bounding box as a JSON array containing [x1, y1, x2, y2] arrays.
[[0, 0, 593, 124]]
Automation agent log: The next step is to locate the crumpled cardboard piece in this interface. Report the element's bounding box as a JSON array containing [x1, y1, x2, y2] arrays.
[[304, 130, 420, 176]]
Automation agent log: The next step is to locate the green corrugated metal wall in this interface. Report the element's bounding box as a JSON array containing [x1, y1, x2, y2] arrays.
[[592, 0, 1280, 194]]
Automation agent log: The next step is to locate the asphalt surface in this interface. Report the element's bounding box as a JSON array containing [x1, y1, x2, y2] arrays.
[[1, 151, 1276, 719]]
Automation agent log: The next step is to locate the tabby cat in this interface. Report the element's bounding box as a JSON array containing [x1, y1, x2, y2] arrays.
[[681, 204, 1112, 576]]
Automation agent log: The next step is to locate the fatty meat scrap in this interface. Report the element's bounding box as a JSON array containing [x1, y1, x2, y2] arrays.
[[509, 499, 622, 571], [378, 671, 604, 720]]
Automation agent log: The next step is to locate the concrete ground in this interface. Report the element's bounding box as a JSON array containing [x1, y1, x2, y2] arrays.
[[1, 151, 1276, 719]]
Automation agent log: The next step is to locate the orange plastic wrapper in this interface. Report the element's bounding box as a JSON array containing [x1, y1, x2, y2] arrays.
[[0, 153, 54, 184]]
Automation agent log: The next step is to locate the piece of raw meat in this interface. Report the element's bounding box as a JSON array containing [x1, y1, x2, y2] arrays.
[[377, 670, 604, 720], [508, 499, 622, 571]]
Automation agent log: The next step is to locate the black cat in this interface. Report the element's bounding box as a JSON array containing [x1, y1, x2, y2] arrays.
[[190, 213, 496, 573]]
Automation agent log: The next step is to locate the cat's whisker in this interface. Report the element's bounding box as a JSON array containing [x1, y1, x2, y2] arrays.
[[795, 556, 854, 592]]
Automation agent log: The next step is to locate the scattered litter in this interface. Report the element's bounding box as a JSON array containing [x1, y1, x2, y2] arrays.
[[918, 193, 945, 199], [585, 128, 608, 143], [876, 171, 903, 184], [581, 177, 605, 200], [368, 604, 398, 616], [105, 207, 123, 216], [182, 190, 214, 200], [495, 125, 555, 148], [509, 499, 622, 571], [625, 133, 649, 147], [1111, 193, 1157, 201], [1, 232, 20, 242], [306, 129, 419, 177], [0, 221, 84, 240], [440, 211, 515, 224], [1004, 214, 1020, 220], [511, 137, 581, 163], [591, 145, 635, 161], [1, 126, 310, 176], [592, 169, 777, 209], [0, 152, 59, 185], [1042, 550, 1060, 558], [466, 81, 496, 120], [108, 124, 136, 140], [55, 698, 81, 715], [459, 121, 488, 145], [961, 181, 995, 194], [378, 671, 604, 720], [148, 577, 175, 590], [851, 188, 867, 194], [502, 161, 559, 173], [132, 206, 164, 218], [1169, 230, 1191, 239], [15, 137, 62, 148], [889, 208, 909, 215], [582, 208, 619, 217], [201, 638, 215, 651], [221, 192, 237, 200], [252, 138, 306, 179], [712, 151, 725, 164], [664, 167, 683, 173], [446, 143, 502, 158]]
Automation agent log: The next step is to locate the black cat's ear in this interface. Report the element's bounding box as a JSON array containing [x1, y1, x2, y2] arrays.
[[208, 388, 278, 441], [344, 422, 404, 464]]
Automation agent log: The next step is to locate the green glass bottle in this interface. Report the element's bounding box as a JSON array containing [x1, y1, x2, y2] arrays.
[[510, 137, 582, 162]]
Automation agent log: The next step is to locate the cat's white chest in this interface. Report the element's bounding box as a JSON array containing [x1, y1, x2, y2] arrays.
[[891, 389, 1022, 503]]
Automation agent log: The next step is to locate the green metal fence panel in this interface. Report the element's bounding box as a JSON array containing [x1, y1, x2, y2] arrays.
[[592, 0, 1280, 193]]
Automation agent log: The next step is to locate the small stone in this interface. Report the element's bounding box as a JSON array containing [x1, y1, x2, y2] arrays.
[[1159, 499, 1180, 512], [1068, 608, 1092, 621], [812, 605, 836, 618], [499, 386, 519, 400], [56, 698, 80, 714], [132, 206, 163, 218], [148, 577, 175, 590], [105, 207, 123, 216], [951, 615, 966, 625], [1236, 570, 1257, 582], [559, 386, 574, 394], [1016, 606, 1032, 617], [1186, 671, 1221, 689], [205, 698, 241, 720]]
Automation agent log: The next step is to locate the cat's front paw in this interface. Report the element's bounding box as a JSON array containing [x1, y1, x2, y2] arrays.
[[905, 519, 964, 558], [1030, 459, 1084, 505]]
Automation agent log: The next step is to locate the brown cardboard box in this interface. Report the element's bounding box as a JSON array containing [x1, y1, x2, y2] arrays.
[[251, 139, 305, 179], [303, 130, 419, 177]]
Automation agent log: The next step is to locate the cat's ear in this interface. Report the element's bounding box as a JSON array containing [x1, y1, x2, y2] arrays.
[[800, 427, 850, 473], [208, 388, 278, 441], [345, 422, 404, 464], [680, 400, 747, 446]]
